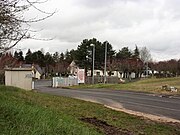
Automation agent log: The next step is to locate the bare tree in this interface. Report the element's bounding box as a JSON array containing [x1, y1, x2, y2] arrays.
[[140, 46, 152, 76], [140, 46, 152, 64], [0, 0, 55, 53]]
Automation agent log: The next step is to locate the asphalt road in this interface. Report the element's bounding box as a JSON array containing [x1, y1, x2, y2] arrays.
[[34, 80, 180, 121]]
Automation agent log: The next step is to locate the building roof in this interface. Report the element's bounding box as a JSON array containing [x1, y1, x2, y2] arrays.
[[20, 64, 44, 75], [5, 67, 32, 71]]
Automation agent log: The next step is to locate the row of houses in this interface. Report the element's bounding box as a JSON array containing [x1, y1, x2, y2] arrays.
[[1, 53, 158, 81], [68, 60, 156, 79], [1, 53, 159, 90]]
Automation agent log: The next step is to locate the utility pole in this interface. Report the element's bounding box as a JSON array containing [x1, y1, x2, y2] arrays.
[[91, 44, 95, 84], [104, 41, 107, 83]]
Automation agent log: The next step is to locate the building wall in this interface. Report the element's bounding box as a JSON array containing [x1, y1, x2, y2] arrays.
[[87, 70, 104, 76], [35, 71, 41, 79], [32, 70, 41, 79], [5, 70, 32, 90]]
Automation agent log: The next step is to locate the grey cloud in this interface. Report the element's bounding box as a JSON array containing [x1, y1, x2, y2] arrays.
[[76, 0, 144, 8], [75, 0, 118, 8], [21, 0, 180, 61]]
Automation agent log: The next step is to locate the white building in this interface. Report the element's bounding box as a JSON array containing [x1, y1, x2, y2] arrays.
[[67, 60, 79, 76], [5, 68, 33, 90]]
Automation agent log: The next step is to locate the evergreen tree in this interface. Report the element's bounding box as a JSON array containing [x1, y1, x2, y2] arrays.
[[64, 50, 72, 63], [45, 52, 55, 73], [14, 51, 19, 59], [74, 38, 115, 71], [53, 52, 60, 62], [18, 51, 24, 61], [14, 50, 24, 61], [60, 53, 65, 61], [25, 49, 33, 64], [133, 45, 140, 58], [116, 47, 132, 59]]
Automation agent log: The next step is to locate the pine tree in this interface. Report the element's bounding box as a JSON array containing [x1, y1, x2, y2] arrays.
[[133, 45, 140, 58]]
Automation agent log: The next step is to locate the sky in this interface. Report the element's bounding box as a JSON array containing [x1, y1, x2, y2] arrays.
[[17, 0, 180, 61]]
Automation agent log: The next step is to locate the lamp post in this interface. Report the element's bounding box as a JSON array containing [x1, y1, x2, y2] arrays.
[[104, 41, 107, 84], [91, 44, 95, 84]]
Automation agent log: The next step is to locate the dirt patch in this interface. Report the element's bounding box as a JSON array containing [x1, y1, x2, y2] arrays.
[[80, 117, 133, 135]]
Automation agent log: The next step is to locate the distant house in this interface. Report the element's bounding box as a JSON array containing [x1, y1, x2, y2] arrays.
[[141, 69, 159, 78], [87, 69, 104, 76], [109, 71, 122, 78], [68, 59, 142, 80], [67, 60, 79, 76]]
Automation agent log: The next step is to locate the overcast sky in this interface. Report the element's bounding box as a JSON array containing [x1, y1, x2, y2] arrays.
[[18, 0, 180, 61]]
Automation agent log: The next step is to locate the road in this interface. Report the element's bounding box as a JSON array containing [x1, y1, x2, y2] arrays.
[[34, 80, 180, 121]]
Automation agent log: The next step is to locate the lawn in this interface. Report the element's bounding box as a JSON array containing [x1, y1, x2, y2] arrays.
[[70, 77, 180, 95], [0, 85, 180, 135]]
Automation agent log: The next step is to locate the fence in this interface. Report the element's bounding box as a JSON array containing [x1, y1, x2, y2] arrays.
[[52, 77, 78, 87], [52, 76, 119, 87], [85, 76, 119, 84]]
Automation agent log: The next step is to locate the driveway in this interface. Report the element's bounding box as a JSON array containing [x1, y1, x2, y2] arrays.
[[34, 80, 180, 122]]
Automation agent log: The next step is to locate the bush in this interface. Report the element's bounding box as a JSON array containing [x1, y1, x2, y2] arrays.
[[0, 73, 5, 84]]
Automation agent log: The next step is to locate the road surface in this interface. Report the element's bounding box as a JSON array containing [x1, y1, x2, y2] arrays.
[[34, 80, 180, 121]]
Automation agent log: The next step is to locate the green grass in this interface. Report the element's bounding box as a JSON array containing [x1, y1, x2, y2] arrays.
[[71, 77, 180, 95], [0, 86, 100, 135], [0, 85, 180, 135]]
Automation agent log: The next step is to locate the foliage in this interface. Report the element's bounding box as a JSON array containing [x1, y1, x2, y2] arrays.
[[74, 38, 115, 71], [133, 45, 140, 58], [25, 49, 32, 64], [0, 73, 5, 84], [29, 50, 45, 67], [111, 45, 142, 78], [44, 52, 55, 65], [53, 52, 60, 62], [13, 50, 24, 61], [65, 49, 76, 63], [44, 52, 55, 73], [149, 59, 180, 77], [116, 47, 132, 59]]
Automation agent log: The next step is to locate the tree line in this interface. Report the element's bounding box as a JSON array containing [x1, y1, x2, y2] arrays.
[[9, 38, 180, 78]]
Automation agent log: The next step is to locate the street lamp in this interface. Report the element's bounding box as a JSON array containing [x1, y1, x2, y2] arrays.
[[91, 44, 95, 84], [104, 41, 107, 83]]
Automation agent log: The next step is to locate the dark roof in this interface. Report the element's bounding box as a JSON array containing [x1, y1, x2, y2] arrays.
[[21, 64, 44, 74]]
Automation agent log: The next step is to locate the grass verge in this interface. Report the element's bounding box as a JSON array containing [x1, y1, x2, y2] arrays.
[[0, 85, 180, 135]]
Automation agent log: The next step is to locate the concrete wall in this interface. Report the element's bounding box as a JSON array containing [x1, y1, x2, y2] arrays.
[[5, 68, 32, 90]]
